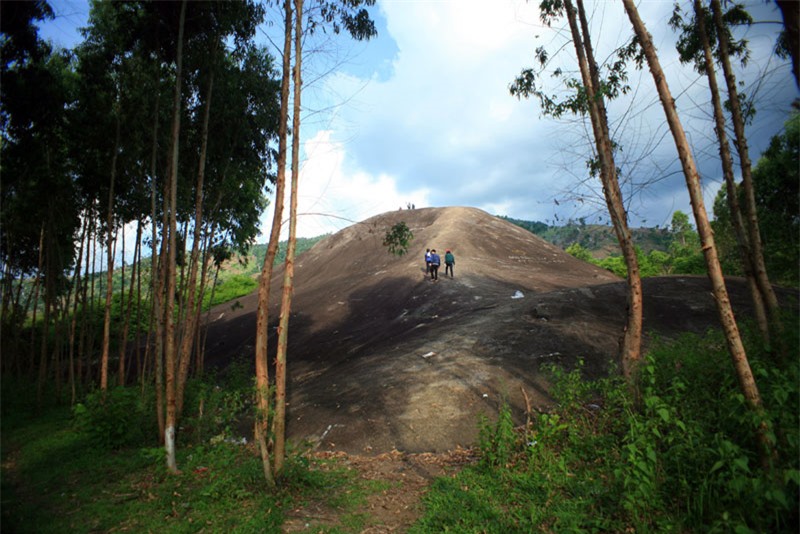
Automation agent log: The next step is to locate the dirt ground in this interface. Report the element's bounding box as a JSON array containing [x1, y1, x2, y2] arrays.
[[200, 206, 797, 531]]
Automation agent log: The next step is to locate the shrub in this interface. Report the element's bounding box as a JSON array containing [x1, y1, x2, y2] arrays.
[[413, 315, 800, 532], [72, 387, 154, 450]]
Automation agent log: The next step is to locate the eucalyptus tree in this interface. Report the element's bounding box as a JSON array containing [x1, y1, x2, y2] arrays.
[[713, 114, 800, 287], [173, 29, 278, 422], [511, 0, 643, 381], [72, 0, 173, 392], [254, 0, 377, 484], [621, 0, 775, 468], [709, 0, 784, 348], [671, 0, 785, 352], [136, 0, 279, 474], [670, 0, 770, 344], [161, 0, 187, 474], [174, 2, 277, 418], [255, 0, 292, 486], [775, 0, 798, 87], [1, 1, 79, 388]]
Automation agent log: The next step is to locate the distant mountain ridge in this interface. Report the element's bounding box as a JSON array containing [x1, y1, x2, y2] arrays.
[[497, 216, 673, 259]]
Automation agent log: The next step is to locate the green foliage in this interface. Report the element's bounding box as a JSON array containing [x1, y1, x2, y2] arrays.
[[594, 254, 629, 277], [509, 216, 691, 277], [568, 240, 697, 278], [670, 1, 752, 74], [713, 113, 799, 286], [382, 221, 414, 257], [72, 387, 155, 450], [413, 316, 800, 532], [478, 402, 517, 469], [497, 215, 549, 235], [204, 274, 258, 309], [250, 235, 328, 269], [181, 357, 254, 445], [565, 242, 593, 261]]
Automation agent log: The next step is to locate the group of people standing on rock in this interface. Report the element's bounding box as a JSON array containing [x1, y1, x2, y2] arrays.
[[425, 248, 455, 281]]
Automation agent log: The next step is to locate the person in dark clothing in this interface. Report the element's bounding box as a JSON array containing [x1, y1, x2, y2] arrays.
[[425, 248, 432, 275], [429, 249, 441, 281], [444, 249, 455, 278]]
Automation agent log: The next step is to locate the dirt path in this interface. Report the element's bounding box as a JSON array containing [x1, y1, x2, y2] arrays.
[[282, 448, 477, 533]]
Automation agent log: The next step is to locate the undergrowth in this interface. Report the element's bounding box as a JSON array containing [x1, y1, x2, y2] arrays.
[[0, 356, 359, 533], [412, 315, 800, 533]]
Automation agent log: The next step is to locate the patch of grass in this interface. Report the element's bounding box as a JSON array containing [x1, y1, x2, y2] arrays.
[[204, 274, 259, 309], [411, 315, 800, 532], [0, 378, 380, 534]]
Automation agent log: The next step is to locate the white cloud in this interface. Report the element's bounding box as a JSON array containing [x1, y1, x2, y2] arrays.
[[261, 130, 431, 239], [264, 0, 796, 240]]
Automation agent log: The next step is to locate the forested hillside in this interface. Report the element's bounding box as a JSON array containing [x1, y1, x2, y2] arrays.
[[500, 216, 673, 257]]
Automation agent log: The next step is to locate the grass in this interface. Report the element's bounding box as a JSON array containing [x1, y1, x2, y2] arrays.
[[411, 315, 800, 533], [1, 407, 289, 532], [0, 374, 372, 534], [1, 421, 379, 533]]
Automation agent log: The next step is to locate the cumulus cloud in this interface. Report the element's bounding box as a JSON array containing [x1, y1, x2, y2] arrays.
[[262, 130, 431, 239], [258, 0, 797, 241], [280, 0, 796, 238]]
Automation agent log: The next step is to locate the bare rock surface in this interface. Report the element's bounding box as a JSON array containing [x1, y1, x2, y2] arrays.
[[202, 206, 798, 455]]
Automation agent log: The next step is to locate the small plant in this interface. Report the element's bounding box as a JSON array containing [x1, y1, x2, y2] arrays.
[[383, 222, 414, 256], [478, 402, 517, 469]]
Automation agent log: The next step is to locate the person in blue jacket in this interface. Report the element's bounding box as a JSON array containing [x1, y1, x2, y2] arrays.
[[429, 249, 441, 281]]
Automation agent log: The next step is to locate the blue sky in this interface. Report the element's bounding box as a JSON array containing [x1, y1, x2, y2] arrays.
[[38, 0, 798, 242]]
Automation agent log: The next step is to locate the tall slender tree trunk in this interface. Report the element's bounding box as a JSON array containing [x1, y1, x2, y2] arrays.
[[622, 0, 774, 467], [1, 259, 21, 376], [29, 225, 44, 378], [693, 0, 770, 344], [710, 0, 783, 348], [100, 115, 121, 392], [164, 0, 187, 474], [85, 216, 99, 386], [147, 95, 164, 438], [118, 222, 141, 386], [176, 69, 214, 417], [68, 217, 88, 405], [1, 262, 11, 332], [193, 224, 215, 379], [274, 0, 305, 475], [254, 0, 294, 486], [77, 217, 94, 391], [776, 0, 799, 87], [36, 255, 52, 408], [567, 0, 643, 381], [117, 224, 126, 382], [133, 221, 144, 386], [153, 223, 166, 443], [99, 226, 117, 391], [52, 299, 65, 398]]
